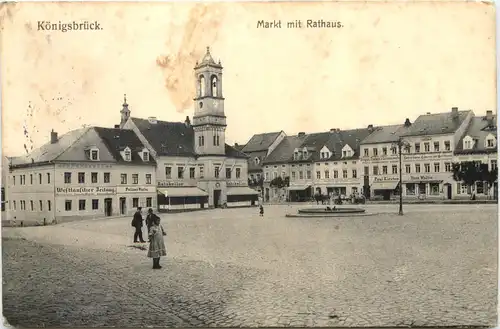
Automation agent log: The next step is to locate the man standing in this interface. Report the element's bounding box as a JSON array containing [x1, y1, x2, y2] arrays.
[[131, 207, 146, 243]]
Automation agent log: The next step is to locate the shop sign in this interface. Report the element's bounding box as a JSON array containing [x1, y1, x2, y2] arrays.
[[408, 175, 436, 182], [56, 186, 116, 195], [116, 186, 156, 194], [157, 181, 185, 187], [373, 176, 399, 182], [403, 153, 452, 161], [227, 180, 247, 187]]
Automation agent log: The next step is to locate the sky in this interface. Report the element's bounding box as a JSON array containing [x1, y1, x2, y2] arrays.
[[0, 1, 496, 157]]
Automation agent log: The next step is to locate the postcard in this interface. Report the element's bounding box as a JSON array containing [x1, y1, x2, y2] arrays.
[[1, 1, 497, 328]]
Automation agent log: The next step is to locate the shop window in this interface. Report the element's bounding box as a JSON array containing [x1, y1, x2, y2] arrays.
[[429, 183, 440, 195], [65, 200, 72, 211], [146, 197, 152, 208], [92, 199, 99, 210], [79, 200, 86, 211], [132, 198, 139, 208], [406, 183, 416, 195]]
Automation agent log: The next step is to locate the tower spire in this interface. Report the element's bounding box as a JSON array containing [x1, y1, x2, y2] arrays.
[[120, 93, 130, 129]]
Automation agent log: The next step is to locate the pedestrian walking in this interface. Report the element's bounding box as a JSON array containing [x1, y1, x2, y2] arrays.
[[259, 204, 264, 217], [131, 207, 146, 243], [147, 214, 167, 269], [145, 208, 157, 242]]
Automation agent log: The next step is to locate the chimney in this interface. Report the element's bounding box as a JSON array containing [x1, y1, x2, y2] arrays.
[[234, 143, 239, 147], [298, 132, 305, 137], [426, 112, 431, 115], [148, 116, 157, 124], [367, 124, 374, 132], [404, 118, 411, 127], [184, 115, 191, 127], [50, 129, 58, 144], [114, 124, 120, 129], [451, 107, 459, 118], [486, 110, 493, 122]]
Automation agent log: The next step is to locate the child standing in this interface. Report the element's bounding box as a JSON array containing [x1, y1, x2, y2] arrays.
[[259, 205, 264, 217]]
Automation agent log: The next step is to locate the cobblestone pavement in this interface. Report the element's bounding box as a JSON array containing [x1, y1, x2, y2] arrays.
[[2, 204, 497, 327]]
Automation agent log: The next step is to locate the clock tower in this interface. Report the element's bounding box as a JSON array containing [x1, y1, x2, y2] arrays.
[[192, 47, 226, 155]]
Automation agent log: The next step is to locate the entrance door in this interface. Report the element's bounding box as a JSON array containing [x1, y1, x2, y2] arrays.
[[265, 188, 270, 202], [446, 184, 452, 200], [213, 190, 221, 208], [104, 198, 113, 216], [119, 197, 126, 215]]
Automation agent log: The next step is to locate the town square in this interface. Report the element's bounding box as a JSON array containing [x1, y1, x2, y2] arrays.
[[2, 204, 497, 327]]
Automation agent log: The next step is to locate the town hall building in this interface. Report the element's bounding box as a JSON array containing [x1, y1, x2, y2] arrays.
[[121, 47, 257, 210]]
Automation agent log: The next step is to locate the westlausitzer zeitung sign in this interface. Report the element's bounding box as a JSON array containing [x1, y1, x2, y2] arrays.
[[56, 187, 116, 195]]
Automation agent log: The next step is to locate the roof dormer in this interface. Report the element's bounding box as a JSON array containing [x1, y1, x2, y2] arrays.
[[341, 144, 354, 158], [463, 135, 475, 150], [485, 133, 497, 149], [140, 148, 150, 162], [319, 145, 331, 160], [85, 146, 100, 161], [254, 156, 260, 165], [121, 146, 132, 162]]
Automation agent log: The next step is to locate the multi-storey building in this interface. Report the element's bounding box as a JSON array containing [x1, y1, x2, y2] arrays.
[[240, 131, 286, 195], [121, 47, 257, 210], [453, 110, 497, 199], [7, 127, 157, 224]]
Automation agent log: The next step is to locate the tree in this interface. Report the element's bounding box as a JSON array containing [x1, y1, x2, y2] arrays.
[[248, 176, 264, 188], [451, 161, 483, 198], [270, 176, 290, 189], [480, 163, 498, 199]]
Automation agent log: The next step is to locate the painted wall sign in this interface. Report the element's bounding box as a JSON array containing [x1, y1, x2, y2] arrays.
[[56, 187, 116, 195], [409, 175, 437, 181], [403, 153, 453, 161], [116, 186, 156, 194], [226, 180, 247, 187]]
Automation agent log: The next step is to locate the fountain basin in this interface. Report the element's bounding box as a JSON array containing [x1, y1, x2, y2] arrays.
[[298, 207, 366, 214]]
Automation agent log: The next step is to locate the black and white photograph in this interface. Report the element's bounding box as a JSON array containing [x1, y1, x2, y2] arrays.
[[0, 1, 497, 327]]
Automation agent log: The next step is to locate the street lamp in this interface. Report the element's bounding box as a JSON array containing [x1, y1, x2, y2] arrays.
[[392, 137, 410, 216]]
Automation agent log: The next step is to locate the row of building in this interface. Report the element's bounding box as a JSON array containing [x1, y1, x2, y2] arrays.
[[238, 108, 498, 202], [5, 48, 258, 224]]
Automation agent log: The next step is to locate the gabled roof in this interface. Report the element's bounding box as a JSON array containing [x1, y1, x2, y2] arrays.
[[323, 128, 374, 161], [93, 127, 156, 165], [241, 131, 282, 153], [131, 117, 247, 159], [360, 124, 410, 145], [263, 135, 308, 164], [401, 110, 471, 137], [454, 115, 498, 154], [10, 127, 90, 166], [246, 150, 268, 172], [233, 144, 246, 152]]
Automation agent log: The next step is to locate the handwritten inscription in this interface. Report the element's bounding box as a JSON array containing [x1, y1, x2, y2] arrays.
[[257, 19, 343, 29]]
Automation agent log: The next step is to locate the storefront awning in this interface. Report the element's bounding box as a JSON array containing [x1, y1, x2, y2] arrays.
[[158, 187, 208, 198], [226, 187, 259, 196], [372, 181, 399, 190], [403, 180, 443, 184], [288, 185, 311, 191]]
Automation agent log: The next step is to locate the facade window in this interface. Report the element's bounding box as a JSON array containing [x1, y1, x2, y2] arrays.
[[104, 172, 110, 183], [364, 148, 369, 157], [434, 142, 440, 152], [143, 151, 149, 162], [382, 166, 388, 175], [12, 200, 16, 210], [342, 170, 348, 179], [132, 198, 139, 208], [391, 147, 397, 155], [39, 200, 43, 211], [92, 199, 99, 210], [424, 142, 430, 152], [405, 164, 411, 173], [487, 139, 495, 147], [79, 200, 86, 211], [424, 163, 430, 173], [333, 170, 338, 179], [178, 167, 184, 179], [373, 166, 378, 175], [457, 183, 469, 195], [491, 160, 497, 170], [364, 166, 369, 176], [200, 166, 205, 178], [226, 168, 231, 179], [78, 172, 85, 184], [445, 162, 451, 172], [281, 171, 286, 178], [91, 150, 99, 161], [352, 169, 357, 178], [215, 166, 220, 178], [382, 147, 387, 156], [12, 176, 15, 185], [121, 174, 127, 184], [48, 200, 51, 211], [91, 172, 98, 183], [415, 143, 420, 153], [165, 166, 172, 179], [299, 171, 304, 179], [124, 150, 131, 161], [316, 171, 321, 179], [291, 171, 296, 180], [325, 171, 329, 179], [392, 165, 398, 174], [235, 168, 241, 178], [132, 174, 139, 184], [464, 140, 472, 149], [146, 174, 152, 184], [187, 168, 194, 179], [265, 172, 269, 181], [434, 163, 440, 172], [444, 141, 451, 151], [372, 148, 378, 156], [273, 172, 278, 179], [404, 145, 411, 153], [430, 183, 440, 195], [47, 173, 51, 184], [65, 200, 72, 211], [38, 173, 42, 184], [415, 164, 421, 173], [30, 174, 33, 184], [307, 171, 312, 179], [146, 197, 152, 207], [406, 183, 416, 195]]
